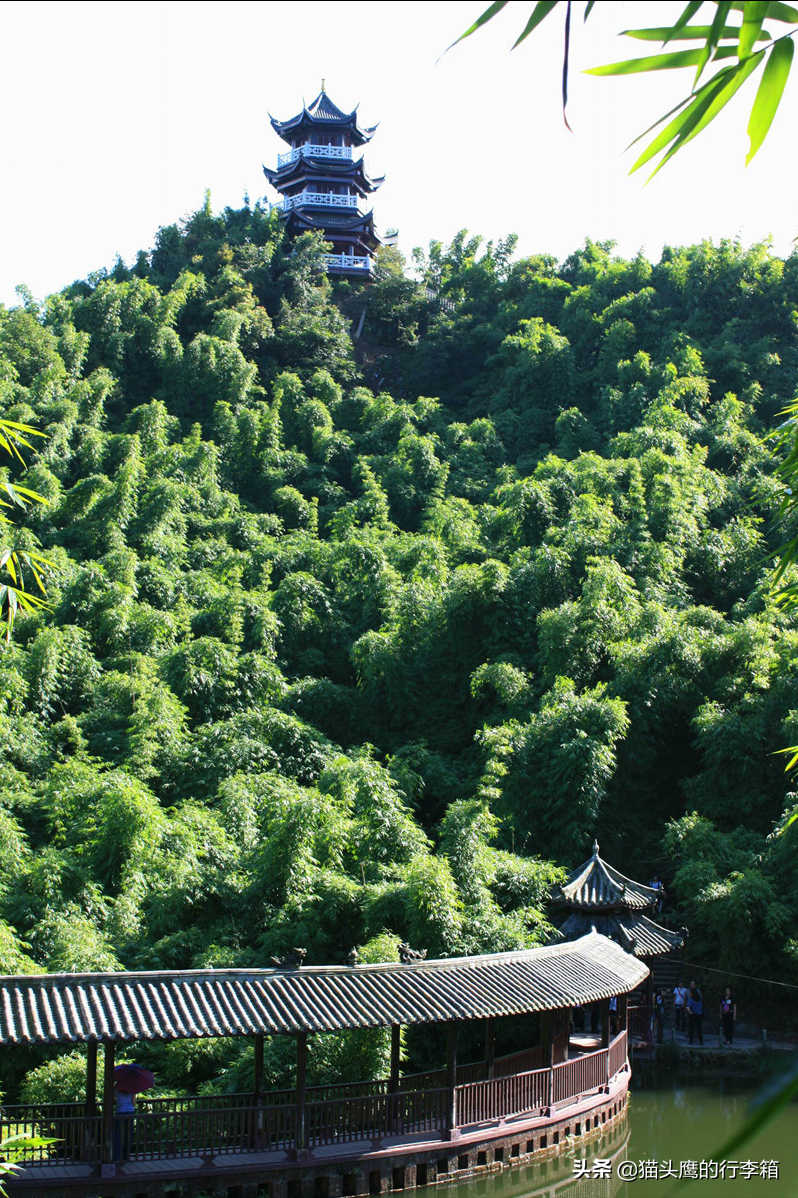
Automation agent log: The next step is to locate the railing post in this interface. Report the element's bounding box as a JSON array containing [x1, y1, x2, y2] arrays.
[[100, 1040, 116, 1175], [294, 1032, 308, 1156], [445, 1020, 459, 1140]]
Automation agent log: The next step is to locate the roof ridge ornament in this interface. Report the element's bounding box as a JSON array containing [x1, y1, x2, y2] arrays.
[[270, 948, 307, 970], [592, 839, 600, 856], [399, 942, 427, 964]]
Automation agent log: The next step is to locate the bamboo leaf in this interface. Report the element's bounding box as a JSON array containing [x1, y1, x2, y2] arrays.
[[447, 0, 510, 50], [0, 419, 46, 435], [667, 1, 706, 41], [588, 48, 706, 75], [708, 1058, 798, 1165], [623, 24, 769, 41], [651, 51, 764, 174], [584, 0, 596, 18], [695, 1, 734, 83], [731, 1, 798, 21], [629, 55, 763, 175], [740, 0, 772, 56], [562, 0, 572, 127], [512, 0, 560, 48], [746, 35, 794, 160]]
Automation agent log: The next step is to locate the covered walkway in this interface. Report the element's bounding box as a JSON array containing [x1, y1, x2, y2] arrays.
[[0, 932, 646, 1195]]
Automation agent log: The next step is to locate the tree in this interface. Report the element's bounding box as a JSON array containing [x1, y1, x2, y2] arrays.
[[454, 2, 798, 175]]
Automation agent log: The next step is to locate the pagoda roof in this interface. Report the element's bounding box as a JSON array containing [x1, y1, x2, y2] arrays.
[[558, 841, 659, 911], [270, 89, 377, 146], [557, 910, 685, 959], [263, 155, 384, 194], [283, 208, 381, 250]]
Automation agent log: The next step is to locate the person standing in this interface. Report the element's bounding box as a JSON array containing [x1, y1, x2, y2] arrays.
[[719, 988, 737, 1045], [687, 980, 704, 1045], [654, 989, 665, 1044], [673, 980, 688, 1033], [114, 1086, 136, 1161], [649, 876, 666, 914], [609, 995, 618, 1037]]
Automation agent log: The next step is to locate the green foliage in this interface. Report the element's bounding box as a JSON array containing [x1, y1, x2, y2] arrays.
[[2, 195, 798, 1099], [454, 2, 798, 173]]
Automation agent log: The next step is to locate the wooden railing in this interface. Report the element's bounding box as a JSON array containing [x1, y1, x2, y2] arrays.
[[628, 1004, 653, 1044], [455, 1032, 627, 1129], [0, 1034, 628, 1171]]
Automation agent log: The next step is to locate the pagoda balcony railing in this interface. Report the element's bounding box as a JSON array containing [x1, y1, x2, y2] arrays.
[[278, 144, 353, 166], [278, 191, 359, 212], [324, 253, 372, 272]]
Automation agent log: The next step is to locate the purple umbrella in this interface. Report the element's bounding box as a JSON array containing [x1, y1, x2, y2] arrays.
[[114, 1064, 155, 1094]]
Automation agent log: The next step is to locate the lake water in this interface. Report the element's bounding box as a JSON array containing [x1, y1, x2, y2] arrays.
[[448, 1068, 798, 1198]]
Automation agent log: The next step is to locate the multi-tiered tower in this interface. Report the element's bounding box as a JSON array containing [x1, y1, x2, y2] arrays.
[[264, 86, 384, 278]]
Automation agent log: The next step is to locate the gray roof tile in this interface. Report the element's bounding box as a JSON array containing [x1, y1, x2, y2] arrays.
[[0, 933, 647, 1045]]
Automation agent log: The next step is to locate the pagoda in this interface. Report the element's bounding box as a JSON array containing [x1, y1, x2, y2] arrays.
[[555, 841, 685, 968], [264, 85, 384, 278]]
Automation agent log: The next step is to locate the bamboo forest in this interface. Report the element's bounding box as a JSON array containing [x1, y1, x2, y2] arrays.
[[1, 202, 797, 1102]]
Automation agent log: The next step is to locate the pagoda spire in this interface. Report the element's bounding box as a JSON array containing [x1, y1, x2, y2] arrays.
[[264, 87, 384, 279]]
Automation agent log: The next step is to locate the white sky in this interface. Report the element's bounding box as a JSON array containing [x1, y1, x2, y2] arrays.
[[1, 1, 797, 307]]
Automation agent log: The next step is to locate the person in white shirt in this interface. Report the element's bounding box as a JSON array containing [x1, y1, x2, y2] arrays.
[[673, 981, 688, 1033]]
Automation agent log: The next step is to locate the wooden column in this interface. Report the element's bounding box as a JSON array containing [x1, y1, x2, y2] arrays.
[[542, 1011, 555, 1110], [600, 999, 610, 1048], [484, 1016, 495, 1080], [445, 1021, 459, 1139], [389, 1025, 401, 1092], [619, 993, 628, 1033], [101, 1040, 116, 1169], [85, 1041, 98, 1115], [294, 1032, 308, 1154], [388, 1024, 401, 1134], [252, 1032, 264, 1145], [253, 1034, 264, 1101]]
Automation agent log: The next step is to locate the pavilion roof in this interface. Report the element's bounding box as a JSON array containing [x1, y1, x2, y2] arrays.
[[282, 209, 382, 250], [0, 932, 648, 1045], [270, 90, 377, 146], [263, 155, 385, 193], [559, 842, 658, 911], [557, 911, 684, 959]]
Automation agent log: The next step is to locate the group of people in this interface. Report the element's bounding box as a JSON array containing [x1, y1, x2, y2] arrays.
[[663, 980, 737, 1045]]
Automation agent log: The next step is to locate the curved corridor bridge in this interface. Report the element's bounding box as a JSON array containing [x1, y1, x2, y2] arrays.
[[0, 932, 646, 1198]]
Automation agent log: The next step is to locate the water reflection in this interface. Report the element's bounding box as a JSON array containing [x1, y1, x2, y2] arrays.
[[447, 1073, 796, 1198]]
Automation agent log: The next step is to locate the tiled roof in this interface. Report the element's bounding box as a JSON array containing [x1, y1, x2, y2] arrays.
[[559, 842, 658, 910], [307, 91, 352, 122], [557, 911, 685, 959], [0, 933, 648, 1045], [263, 157, 384, 192], [270, 91, 377, 145]]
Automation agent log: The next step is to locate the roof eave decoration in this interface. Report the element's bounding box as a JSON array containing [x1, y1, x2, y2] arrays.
[[0, 932, 648, 1045]]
